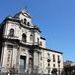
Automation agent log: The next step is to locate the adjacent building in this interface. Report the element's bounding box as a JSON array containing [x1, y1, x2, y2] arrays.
[[0, 10, 63, 74], [64, 61, 75, 75]]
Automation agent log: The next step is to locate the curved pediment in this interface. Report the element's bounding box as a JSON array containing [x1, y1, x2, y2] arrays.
[[21, 10, 32, 18], [14, 10, 32, 19]]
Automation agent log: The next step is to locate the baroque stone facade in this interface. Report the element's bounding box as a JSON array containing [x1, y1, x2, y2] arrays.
[[0, 10, 63, 74]]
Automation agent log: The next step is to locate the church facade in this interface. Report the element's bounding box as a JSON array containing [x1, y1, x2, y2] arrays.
[[0, 10, 63, 74]]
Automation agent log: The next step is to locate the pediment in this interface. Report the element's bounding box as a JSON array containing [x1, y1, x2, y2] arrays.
[[14, 10, 31, 19]]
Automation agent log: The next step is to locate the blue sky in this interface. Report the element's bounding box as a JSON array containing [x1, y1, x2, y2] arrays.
[[0, 0, 75, 61]]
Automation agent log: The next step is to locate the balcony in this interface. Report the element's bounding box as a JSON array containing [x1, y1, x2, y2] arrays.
[[20, 40, 38, 46], [3, 35, 39, 46], [3, 35, 18, 40]]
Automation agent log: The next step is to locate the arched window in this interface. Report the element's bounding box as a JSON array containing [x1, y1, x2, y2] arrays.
[[9, 28, 14, 37], [30, 34, 33, 41], [27, 22, 30, 26], [22, 33, 26, 42], [53, 54, 55, 62], [24, 19, 27, 24], [37, 38, 39, 45], [39, 41, 42, 46]]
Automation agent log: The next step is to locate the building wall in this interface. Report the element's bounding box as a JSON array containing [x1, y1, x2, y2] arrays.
[[38, 49, 63, 74], [0, 10, 63, 74]]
